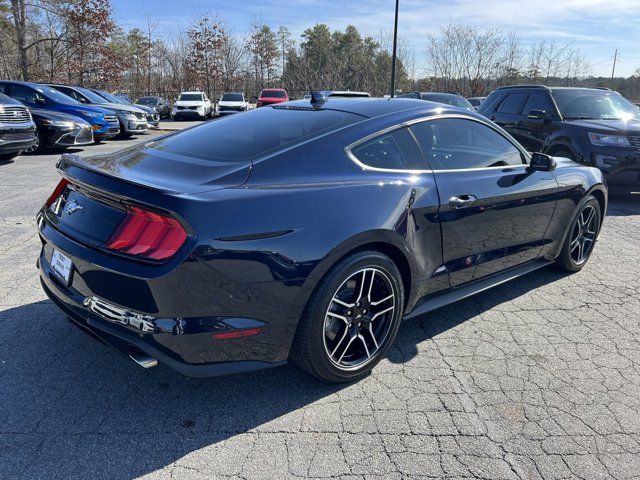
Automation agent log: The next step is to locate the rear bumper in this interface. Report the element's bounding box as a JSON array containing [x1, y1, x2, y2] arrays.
[[39, 249, 286, 377]]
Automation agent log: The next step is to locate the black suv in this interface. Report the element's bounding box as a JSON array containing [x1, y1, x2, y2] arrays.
[[479, 85, 640, 193]]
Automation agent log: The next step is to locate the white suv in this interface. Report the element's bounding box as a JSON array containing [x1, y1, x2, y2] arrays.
[[172, 91, 212, 120], [216, 92, 249, 117]]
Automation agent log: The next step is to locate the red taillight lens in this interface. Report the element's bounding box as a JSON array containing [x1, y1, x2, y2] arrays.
[[106, 206, 187, 260], [46, 178, 70, 207]]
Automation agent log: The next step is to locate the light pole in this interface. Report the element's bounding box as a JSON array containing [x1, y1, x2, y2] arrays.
[[390, 0, 399, 98]]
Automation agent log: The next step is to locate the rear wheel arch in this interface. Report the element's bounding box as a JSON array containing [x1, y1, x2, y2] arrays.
[[300, 232, 416, 314]]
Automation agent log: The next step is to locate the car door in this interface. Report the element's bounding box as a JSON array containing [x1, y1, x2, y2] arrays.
[[517, 92, 559, 152], [410, 117, 558, 287]]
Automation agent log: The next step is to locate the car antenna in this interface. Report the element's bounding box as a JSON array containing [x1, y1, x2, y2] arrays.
[[310, 91, 327, 108]]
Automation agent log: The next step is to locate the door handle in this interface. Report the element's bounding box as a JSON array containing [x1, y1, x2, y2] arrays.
[[449, 194, 478, 208]]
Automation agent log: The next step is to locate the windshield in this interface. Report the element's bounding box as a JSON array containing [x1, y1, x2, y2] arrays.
[[179, 93, 203, 102], [34, 85, 80, 105], [148, 106, 362, 162], [422, 93, 473, 110], [136, 96, 159, 106], [221, 93, 243, 102], [73, 87, 110, 104], [97, 90, 127, 103], [261, 90, 286, 99], [552, 89, 640, 121]]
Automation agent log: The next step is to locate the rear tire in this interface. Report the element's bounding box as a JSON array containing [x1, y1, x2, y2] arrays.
[[290, 251, 404, 383], [555, 195, 601, 272]]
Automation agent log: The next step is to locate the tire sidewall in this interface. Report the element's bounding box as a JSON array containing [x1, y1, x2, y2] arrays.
[[305, 252, 404, 382]]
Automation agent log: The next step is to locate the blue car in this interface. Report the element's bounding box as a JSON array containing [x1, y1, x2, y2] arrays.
[[0, 81, 119, 141], [37, 95, 607, 382]]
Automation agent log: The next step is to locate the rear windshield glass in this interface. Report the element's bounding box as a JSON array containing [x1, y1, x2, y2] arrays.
[[137, 97, 159, 105], [421, 94, 472, 110], [148, 106, 362, 162], [261, 90, 286, 98], [179, 93, 203, 101], [222, 93, 243, 101]]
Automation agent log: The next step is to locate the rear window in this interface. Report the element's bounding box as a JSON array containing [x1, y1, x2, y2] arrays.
[[179, 93, 203, 101], [261, 90, 286, 98], [148, 106, 362, 162], [222, 93, 243, 101]]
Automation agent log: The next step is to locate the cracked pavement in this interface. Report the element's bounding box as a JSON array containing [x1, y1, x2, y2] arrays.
[[1, 135, 640, 479]]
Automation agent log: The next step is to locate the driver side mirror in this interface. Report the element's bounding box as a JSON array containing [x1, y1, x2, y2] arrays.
[[527, 109, 551, 121], [528, 152, 556, 172]]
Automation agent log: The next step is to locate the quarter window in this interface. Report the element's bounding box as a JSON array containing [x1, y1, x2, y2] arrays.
[[498, 92, 527, 114], [410, 118, 525, 170], [350, 127, 426, 170]]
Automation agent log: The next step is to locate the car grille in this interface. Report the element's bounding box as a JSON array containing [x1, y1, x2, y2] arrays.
[[628, 136, 640, 151], [220, 106, 244, 112], [104, 114, 118, 123], [0, 106, 31, 124], [176, 106, 185, 110]]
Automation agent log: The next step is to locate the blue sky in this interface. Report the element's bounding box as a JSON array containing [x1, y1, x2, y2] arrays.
[[111, 0, 640, 78]]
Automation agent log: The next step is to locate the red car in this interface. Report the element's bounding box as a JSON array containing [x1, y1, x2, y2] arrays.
[[257, 88, 289, 107]]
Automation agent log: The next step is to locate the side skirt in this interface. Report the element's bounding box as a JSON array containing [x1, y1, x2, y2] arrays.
[[404, 259, 553, 320]]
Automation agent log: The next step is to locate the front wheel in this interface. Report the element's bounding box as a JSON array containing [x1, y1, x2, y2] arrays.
[[291, 251, 404, 383], [555, 195, 602, 272]]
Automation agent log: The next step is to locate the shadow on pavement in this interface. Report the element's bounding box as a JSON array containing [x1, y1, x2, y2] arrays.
[[0, 265, 567, 478]]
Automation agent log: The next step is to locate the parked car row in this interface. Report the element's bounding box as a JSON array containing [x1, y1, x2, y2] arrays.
[[0, 80, 176, 160]]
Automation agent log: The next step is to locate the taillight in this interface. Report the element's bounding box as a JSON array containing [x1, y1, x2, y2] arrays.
[[46, 178, 70, 207], [106, 206, 187, 260]]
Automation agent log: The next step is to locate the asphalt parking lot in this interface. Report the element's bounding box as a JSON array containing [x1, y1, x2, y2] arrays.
[[1, 133, 640, 480]]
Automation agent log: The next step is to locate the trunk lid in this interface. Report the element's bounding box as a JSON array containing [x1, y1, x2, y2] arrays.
[[58, 139, 252, 195]]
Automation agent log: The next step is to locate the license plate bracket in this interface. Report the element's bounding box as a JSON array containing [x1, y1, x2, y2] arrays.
[[51, 248, 73, 285]]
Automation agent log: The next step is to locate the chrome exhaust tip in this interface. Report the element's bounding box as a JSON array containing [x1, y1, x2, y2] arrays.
[[129, 347, 158, 369]]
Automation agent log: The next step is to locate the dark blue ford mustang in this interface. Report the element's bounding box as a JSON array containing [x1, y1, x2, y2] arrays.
[[37, 97, 607, 382]]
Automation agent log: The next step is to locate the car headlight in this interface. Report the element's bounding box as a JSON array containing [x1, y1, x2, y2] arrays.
[[80, 110, 102, 119], [42, 119, 76, 128], [588, 132, 630, 147]]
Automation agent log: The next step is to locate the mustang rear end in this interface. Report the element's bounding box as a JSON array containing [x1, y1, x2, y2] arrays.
[[36, 152, 289, 377]]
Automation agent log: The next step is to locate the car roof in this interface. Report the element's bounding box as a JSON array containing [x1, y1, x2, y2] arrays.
[[261, 88, 286, 91], [180, 91, 204, 94], [282, 97, 463, 118]]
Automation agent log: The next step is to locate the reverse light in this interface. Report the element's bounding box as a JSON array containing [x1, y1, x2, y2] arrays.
[[588, 132, 630, 147], [106, 206, 187, 260], [46, 178, 70, 207]]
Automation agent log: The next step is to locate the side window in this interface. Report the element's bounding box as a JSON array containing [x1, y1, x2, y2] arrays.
[[0, 84, 7, 94], [411, 118, 525, 170], [351, 127, 426, 170], [522, 93, 554, 116], [498, 92, 528, 114], [59, 88, 82, 102], [9, 85, 37, 103]]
